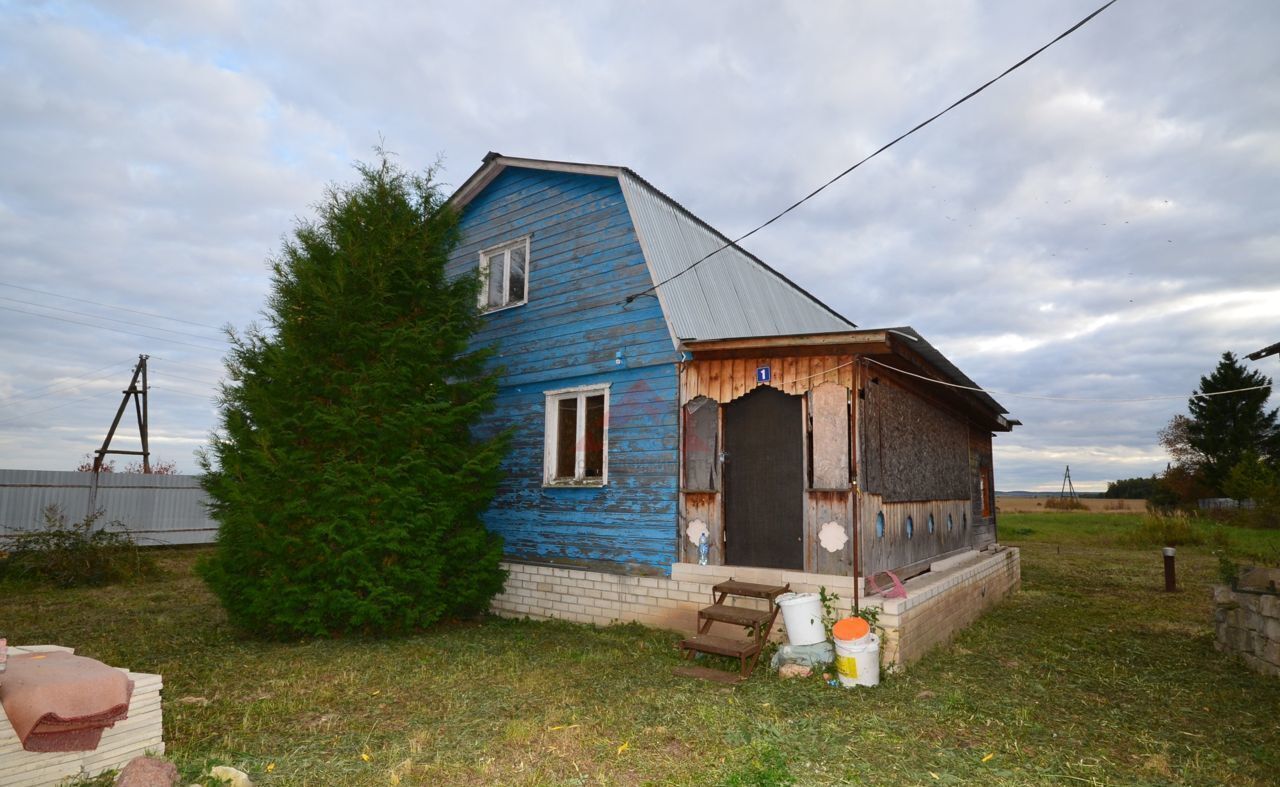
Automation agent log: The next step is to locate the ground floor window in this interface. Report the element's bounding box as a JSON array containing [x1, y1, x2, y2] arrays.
[[544, 384, 609, 485]]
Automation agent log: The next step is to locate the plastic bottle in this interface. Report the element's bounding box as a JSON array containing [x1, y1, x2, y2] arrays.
[[698, 531, 709, 565]]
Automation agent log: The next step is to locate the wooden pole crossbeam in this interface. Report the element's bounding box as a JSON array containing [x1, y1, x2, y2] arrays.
[[92, 355, 151, 474]]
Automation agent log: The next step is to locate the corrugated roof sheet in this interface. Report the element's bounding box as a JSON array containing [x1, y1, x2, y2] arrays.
[[617, 171, 855, 342]]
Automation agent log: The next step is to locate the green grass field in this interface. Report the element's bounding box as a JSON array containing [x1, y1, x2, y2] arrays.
[[4, 514, 1279, 785]]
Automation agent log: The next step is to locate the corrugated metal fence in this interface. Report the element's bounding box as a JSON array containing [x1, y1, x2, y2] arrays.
[[0, 469, 217, 546]]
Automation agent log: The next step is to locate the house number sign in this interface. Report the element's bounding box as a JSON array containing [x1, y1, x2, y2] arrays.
[[756, 365, 771, 383]]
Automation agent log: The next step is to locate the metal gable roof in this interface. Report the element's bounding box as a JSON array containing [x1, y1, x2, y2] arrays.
[[448, 153, 856, 344], [616, 170, 855, 342]]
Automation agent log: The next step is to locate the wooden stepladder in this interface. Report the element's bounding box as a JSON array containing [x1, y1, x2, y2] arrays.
[[674, 580, 790, 684]]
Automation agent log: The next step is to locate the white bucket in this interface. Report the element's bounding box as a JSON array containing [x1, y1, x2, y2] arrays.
[[775, 592, 826, 646], [833, 633, 881, 687]]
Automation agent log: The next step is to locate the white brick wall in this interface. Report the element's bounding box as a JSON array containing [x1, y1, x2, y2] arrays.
[[489, 546, 1021, 670]]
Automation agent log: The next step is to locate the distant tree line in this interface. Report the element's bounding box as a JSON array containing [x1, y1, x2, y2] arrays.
[[1103, 475, 1159, 499]]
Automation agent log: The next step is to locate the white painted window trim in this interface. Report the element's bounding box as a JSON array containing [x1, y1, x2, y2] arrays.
[[543, 383, 611, 487], [478, 236, 531, 313]]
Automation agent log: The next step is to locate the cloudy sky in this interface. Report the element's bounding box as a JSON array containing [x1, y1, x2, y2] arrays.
[[1, 0, 1277, 491]]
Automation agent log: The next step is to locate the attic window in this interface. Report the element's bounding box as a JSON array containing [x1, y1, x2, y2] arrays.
[[479, 237, 530, 312]]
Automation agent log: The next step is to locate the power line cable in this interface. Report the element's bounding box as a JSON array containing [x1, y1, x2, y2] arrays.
[[0, 394, 104, 427], [621, 0, 1120, 306], [147, 385, 217, 402], [0, 303, 226, 351], [863, 356, 1272, 403], [0, 360, 135, 406], [151, 356, 226, 373], [0, 280, 224, 330], [0, 296, 224, 342], [154, 371, 221, 387]]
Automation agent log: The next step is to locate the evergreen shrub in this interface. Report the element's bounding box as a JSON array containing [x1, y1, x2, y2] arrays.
[[198, 155, 509, 638]]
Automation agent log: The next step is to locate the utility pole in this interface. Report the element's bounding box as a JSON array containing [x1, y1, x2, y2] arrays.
[[1060, 465, 1078, 501], [93, 354, 150, 473]]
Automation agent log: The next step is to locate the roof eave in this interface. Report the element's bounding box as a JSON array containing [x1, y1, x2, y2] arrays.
[[447, 152, 625, 211], [682, 327, 1015, 428]]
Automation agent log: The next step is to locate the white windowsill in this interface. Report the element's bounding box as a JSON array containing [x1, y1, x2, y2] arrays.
[[482, 299, 528, 315]]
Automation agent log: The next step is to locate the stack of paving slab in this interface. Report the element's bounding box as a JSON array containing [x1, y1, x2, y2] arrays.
[[0, 645, 164, 787]]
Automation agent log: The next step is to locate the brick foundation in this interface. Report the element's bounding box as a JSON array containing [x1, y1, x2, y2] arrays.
[[875, 546, 1021, 666], [491, 546, 1020, 671]]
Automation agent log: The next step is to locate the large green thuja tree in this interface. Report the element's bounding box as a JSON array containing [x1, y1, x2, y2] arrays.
[[1183, 352, 1279, 494], [199, 156, 508, 638]]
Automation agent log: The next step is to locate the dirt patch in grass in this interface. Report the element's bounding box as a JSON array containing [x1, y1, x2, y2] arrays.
[[6, 525, 1279, 785]]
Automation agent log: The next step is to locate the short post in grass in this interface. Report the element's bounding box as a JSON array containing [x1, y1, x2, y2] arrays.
[[1163, 547, 1177, 592]]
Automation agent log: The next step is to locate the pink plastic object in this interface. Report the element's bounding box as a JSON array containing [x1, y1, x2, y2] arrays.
[[867, 570, 907, 599]]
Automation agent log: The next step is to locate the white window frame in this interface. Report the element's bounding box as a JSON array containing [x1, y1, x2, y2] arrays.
[[543, 383, 610, 486], [478, 236, 531, 313]]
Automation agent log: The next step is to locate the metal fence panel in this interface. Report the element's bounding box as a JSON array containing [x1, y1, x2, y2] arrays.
[[0, 469, 217, 546]]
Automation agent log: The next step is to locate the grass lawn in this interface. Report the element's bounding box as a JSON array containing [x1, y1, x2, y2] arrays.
[[4, 514, 1279, 786]]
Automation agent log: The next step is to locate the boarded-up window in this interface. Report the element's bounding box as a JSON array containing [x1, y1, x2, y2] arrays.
[[809, 382, 850, 489], [861, 377, 969, 502], [683, 396, 718, 491]]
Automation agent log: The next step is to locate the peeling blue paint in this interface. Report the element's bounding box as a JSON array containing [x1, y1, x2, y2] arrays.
[[448, 168, 680, 574]]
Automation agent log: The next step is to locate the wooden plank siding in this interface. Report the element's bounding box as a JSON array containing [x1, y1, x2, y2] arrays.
[[676, 354, 858, 575], [857, 495, 973, 579], [679, 352, 1000, 578], [678, 354, 855, 405], [857, 362, 1000, 573], [449, 168, 680, 575], [968, 428, 998, 547]]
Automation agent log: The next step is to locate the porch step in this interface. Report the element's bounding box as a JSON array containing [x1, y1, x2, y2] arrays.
[[671, 665, 745, 685], [679, 633, 761, 659], [712, 580, 791, 602], [673, 580, 790, 684], [698, 604, 773, 628]]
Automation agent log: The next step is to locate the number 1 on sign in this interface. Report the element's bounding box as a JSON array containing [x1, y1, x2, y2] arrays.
[[756, 366, 771, 383]]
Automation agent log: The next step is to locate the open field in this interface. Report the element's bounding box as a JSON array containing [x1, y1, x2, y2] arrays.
[[3, 515, 1280, 785], [996, 495, 1147, 514]]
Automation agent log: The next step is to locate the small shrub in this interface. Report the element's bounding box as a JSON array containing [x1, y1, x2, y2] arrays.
[[1044, 497, 1088, 511], [856, 603, 883, 638], [0, 505, 156, 587], [1217, 555, 1240, 587], [818, 586, 841, 636], [1121, 511, 1205, 548]]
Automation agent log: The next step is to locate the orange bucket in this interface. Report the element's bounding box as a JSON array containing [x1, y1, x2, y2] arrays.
[[832, 616, 870, 642]]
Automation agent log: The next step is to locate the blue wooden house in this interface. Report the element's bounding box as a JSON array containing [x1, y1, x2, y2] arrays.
[[446, 154, 1019, 659]]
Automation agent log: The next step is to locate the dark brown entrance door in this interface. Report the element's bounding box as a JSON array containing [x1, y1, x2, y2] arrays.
[[723, 385, 804, 569]]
